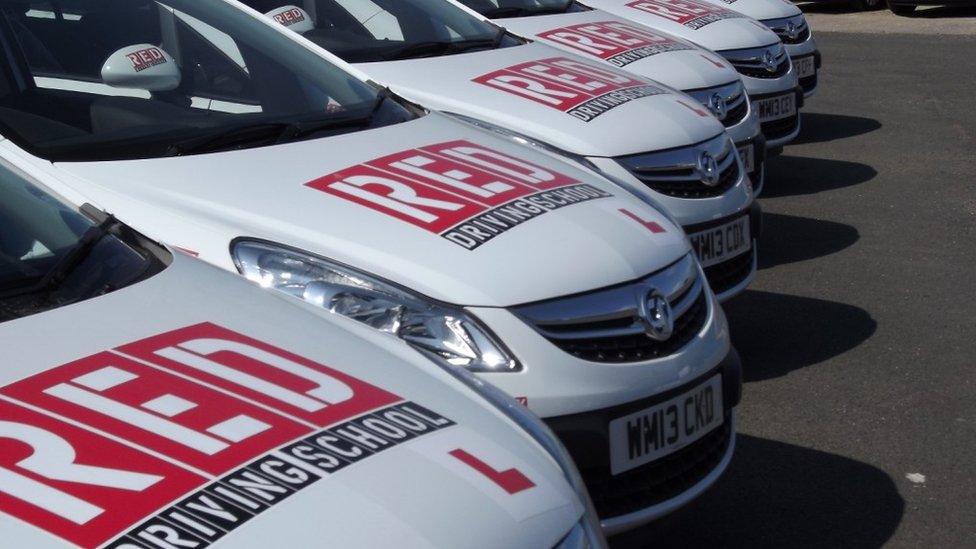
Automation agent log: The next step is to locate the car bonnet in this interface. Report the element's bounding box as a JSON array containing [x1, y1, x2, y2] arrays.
[[46, 114, 692, 307], [583, 0, 783, 51], [354, 41, 723, 157], [698, 0, 802, 21], [0, 252, 582, 548], [493, 9, 744, 91]]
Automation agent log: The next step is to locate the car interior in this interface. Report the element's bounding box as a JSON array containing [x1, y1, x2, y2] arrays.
[[0, 0, 390, 160]]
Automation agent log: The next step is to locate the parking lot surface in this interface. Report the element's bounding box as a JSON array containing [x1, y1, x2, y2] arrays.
[[612, 25, 976, 549]]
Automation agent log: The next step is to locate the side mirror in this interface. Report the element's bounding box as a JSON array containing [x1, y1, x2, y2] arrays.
[[101, 44, 180, 92], [265, 5, 315, 34]]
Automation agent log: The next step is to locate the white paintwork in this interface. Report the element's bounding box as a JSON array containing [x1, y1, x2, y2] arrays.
[[457, 5, 761, 148], [0, 192, 588, 549]]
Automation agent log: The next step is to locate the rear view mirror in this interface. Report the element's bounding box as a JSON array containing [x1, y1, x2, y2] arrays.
[[101, 44, 180, 92], [265, 5, 315, 34]]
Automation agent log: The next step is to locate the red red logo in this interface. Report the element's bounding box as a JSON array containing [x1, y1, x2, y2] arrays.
[[537, 21, 691, 67], [306, 140, 612, 250], [473, 57, 663, 121], [626, 0, 742, 29], [125, 47, 167, 73], [0, 323, 401, 547], [0, 400, 205, 548], [273, 7, 306, 26]]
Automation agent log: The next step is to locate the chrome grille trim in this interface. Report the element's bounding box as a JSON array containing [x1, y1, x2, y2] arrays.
[[683, 80, 748, 127], [614, 134, 742, 199], [513, 254, 706, 352], [620, 134, 734, 181], [718, 43, 790, 79], [762, 15, 810, 45]]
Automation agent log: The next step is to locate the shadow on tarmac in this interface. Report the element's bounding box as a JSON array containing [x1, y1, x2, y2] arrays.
[[609, 434, 904, 548], [762, 156, 877, 198], [793, 113, 882, 145], [757, 212, 859, 270], [724, 290, 876, 382]]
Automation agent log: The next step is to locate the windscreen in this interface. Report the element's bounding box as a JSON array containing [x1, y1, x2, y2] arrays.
[[241, 0, 520, 63], [0, 165, 163, 321], [0, 0, 413, 161]]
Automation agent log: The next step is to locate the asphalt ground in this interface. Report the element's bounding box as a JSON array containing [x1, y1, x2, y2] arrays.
[[611, 22, 976, 549]]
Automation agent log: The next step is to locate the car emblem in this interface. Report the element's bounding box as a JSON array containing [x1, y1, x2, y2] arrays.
[[785, 21, 799, 41], [639, 290, 673, 341], [708, 93, 727, 121], [762, 49, 778, 73], [696, 151, 720, 187]]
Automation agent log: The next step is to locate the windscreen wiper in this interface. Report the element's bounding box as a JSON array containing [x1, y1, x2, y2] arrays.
[[481, 1, 576, 17], [166, 92, 391, 155], [447, 27, 509, 53], [166, 122, 292, 156], [379, 40, 455, 61], [275, 88, 392, 143], [0, 206, 120, 300]]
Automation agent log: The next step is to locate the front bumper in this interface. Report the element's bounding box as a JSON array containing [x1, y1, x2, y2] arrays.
[[736, 130, 767, 197], [753, 86, 805, 149], [785, 40, 821, 99], [543, 347, 742, 535], [684, 200, 762, 302]]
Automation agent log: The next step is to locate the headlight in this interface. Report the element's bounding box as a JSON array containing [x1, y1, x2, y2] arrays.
[[436, 356, 607, 548], [233, 241, 520, 373], [443, 112, 600, 172]]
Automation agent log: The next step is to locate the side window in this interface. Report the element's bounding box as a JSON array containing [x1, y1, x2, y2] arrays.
[[173, 12, 260, 107]]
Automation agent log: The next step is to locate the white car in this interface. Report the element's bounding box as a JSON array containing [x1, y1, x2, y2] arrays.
[[0, 158, 605, 547], [695, 0, 821, 98], [583, 0, 803, 149], [0, 0, 742, 533], [251, 0, 760, 300], [450, 0, 768, 193]]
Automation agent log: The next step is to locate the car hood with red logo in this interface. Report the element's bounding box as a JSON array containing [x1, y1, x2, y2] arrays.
[[355, 41, 724, 157], [583, 0, 783, 51], [27, 114, 691, 308], [489, 9, 743, 92], [698, 0, 803, 21], [0, 251, 584, 548]]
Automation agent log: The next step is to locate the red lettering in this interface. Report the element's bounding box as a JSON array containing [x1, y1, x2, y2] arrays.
[[0, 401, 204, 548]]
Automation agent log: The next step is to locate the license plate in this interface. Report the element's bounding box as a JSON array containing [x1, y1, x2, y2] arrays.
[[737, 143, 755, 173], [688, 215, 751, 268], [609, 375, 724, 475], [795, 55, 816, 79], [755, 92, 796, 122]]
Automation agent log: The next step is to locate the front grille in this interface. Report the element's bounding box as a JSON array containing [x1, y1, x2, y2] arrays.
[[763, 15, 810, 45], [584, 410, 732, 519], [734, 59, 789, 79], [762, 113, 800, 141], [780, 26, 811, 44], [720, 43, 790, 80], [704, 247, 755, 296], [683, 81, 749, 128], [513, 254, 709, 364], [616, 134, 741, 199], [722, 98, 749, 127]]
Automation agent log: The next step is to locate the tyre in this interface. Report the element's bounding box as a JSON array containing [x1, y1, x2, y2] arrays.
[[887, 0, 917, 13], [851, 0, 884, 10]]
